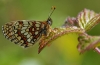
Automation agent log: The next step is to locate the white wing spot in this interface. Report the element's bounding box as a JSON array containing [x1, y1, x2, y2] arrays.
[[37, 28, 39, 30], [29, 22, 32, 25], [23, 21, 29, 25], [15, 22, 19, 25], [17, 36, 21, 41], [36, 22, 40, 24], [35, 24, 40, 27], [35, 31, 38, 35], [19, 40, 24, 44], [22, 27, 27, 30], [32, 28, 34, 31], [14, 30, 17, 33], [15, 34, 18, 37], [27, 38, 31, 42], [21, 30, 25, 33], [27, 34, 31, 38], [24, 32, 28, 35]]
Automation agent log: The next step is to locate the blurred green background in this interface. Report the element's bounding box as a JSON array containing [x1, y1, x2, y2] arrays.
[[1, 0, 100, 65]]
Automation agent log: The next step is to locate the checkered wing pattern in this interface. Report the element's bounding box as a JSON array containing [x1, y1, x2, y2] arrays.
[[2, 20, 44, 47]]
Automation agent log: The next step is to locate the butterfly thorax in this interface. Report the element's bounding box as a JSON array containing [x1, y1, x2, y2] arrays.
[[40, 20, 52, 37]]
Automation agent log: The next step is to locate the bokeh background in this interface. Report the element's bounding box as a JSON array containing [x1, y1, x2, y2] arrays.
[[0, 0, 100, 65]]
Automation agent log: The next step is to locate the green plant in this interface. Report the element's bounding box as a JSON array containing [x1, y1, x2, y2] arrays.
[[39, 8, 100, 54]]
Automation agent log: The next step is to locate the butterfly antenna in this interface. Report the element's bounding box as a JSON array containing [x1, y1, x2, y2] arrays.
[[48, 6, 56, 19]]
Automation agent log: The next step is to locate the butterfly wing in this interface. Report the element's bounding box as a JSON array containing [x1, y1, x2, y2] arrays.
[[2, 20, 44, 47]]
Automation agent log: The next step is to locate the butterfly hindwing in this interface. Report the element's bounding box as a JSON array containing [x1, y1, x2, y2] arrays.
[[2, 20, 45, 47]]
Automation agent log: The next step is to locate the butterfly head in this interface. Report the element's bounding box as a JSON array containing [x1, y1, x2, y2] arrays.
[[47, 17, 52, 26]]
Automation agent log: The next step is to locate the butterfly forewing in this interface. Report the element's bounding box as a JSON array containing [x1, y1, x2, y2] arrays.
[[2, 20, 45, 47]]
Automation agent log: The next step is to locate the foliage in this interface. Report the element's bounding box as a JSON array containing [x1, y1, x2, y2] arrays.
[[39, 9, 100, 54]]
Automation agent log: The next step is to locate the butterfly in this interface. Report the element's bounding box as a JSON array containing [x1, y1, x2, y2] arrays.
[[2, 6, 56, 47]]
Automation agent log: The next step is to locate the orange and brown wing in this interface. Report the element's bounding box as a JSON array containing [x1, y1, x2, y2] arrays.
[[2, 20, 44, 47]]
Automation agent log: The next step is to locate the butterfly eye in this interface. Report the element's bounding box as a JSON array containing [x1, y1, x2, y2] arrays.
[[47, 18, 52, 25]]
